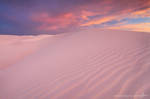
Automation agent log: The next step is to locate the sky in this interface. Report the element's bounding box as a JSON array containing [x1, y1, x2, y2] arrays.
[[0, 0, 150, 35]]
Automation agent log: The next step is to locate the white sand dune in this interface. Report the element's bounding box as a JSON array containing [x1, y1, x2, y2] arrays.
[[0, 35, 55, 69], [0, 29, 150, 99]]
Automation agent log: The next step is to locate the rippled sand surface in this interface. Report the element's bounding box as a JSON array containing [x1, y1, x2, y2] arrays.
[[0, 29, 150, 99]]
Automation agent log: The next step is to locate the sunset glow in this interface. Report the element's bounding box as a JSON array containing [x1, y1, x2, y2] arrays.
[[0, 0, 150, 34]]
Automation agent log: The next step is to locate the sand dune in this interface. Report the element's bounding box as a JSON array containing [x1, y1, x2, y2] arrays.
[[0, 35, 55, 69], [0, 29, 150, 99]]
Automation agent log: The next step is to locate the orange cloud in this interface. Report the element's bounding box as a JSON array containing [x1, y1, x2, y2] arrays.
[[80, 6, 150, 28], [131, 8, 150, 17], [81, 10, 99, 20], [107, 23, 150, 32], [80, 16, 117, 26]]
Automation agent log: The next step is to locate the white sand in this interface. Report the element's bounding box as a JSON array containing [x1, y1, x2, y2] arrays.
[[0, 29, 150, 99]]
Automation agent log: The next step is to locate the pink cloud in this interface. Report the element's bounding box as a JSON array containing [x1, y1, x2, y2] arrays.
[[30, 0, 150, 33], [32, 12, 79, 31]]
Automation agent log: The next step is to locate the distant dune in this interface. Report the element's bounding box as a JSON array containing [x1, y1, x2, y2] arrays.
[[0, 29, 150, 99]]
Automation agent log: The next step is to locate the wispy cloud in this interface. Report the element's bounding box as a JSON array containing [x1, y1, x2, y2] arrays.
[[107, 23, 150, 32], [0, 0, 150, 34]]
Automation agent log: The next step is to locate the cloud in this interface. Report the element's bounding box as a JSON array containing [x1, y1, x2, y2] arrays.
[[32, 12, 79, 31], [0, 0, 150, 34], [131, 8, 150, 18], [107, 23, 150, 33], [80, 16, 117, 26], [80, 10, 98, 20]]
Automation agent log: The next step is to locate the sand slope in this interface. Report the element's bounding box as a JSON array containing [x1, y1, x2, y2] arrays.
[[0, 29, 150, 99]]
